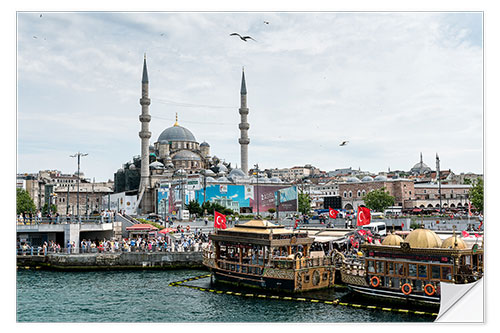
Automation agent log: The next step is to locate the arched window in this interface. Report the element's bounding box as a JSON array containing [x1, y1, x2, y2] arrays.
[[349, 191, 352, 198], [362, 190, 366, 196], [357, 190, 361, 197], [343, 191, 347, 198]]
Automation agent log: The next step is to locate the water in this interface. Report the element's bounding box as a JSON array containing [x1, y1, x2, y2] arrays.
[[17, 269, 434, 322]]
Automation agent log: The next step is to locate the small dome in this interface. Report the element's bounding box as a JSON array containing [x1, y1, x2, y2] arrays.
[[405, 228, 442, 248], [217, 163, 228, 173], [200, 141, 210, 147], [149, 161, 164, 169], [441, 235, 467, 249], [206, 176, 216, 183], [203, 169, 217, 177], [129, 164, 136, 170], [157, 125, 197, 143], [172, 150, 201, 161], [374, 175, 388, 181], [269, 177, 282, 183], [382, 234, 404, 246], [217, 176, 230, 183], [362, 176, 374, 182], [229, 168, 246, 179], [347, 177, 361, 183]]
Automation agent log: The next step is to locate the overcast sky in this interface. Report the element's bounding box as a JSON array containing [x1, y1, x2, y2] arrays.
[[17, 12, 483, 181]]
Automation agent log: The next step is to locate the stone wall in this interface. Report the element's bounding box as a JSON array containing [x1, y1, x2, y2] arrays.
[[17, 252, 205, 270]]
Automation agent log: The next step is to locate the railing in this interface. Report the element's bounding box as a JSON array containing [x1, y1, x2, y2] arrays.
[[17, 244, 207, 256], [16, 216, 115, 225]]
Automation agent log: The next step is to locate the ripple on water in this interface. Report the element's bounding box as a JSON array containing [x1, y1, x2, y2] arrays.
[[17, 270, 433, 323]]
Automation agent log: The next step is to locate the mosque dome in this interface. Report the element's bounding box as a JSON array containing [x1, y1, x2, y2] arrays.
[[203, 169, 217, 177], [206, 176, 216, 183], [129, 164, 136, 170], [374, 175, 388, 181], [381, 234, 404, 246], [217, 176, 230, 183], [217, 163, 228, 173], [410, 153, 432, 174], [200, 141, 210, 147], [405, 228, 442, 248], [158, 124, 197, 143], [149, 161, 164, 169], [172, 150, 201, 161], [229, 168, 246, 179], [441, 235, 467, 249], [347, 177, 361, 183], [362, 176, 374, 182]]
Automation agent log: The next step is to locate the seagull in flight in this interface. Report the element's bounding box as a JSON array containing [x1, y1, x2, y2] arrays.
[[339, 141, 349, 146], [230, 33, 256, 42], [263, 21, 270, 24]]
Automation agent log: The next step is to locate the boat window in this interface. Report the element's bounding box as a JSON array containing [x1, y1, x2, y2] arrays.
[[441, 266, 452, 281], [376, 261, 385, 274], [387, 262, 394, 275], [465, 256, 471, 265], [305, 275, 310, 283], [431, 265, 441, 279], [408, 263, 417, 277], [391, 277, 400, 289], [367, 260, 375, 273], [414, 280, 423, 291], [418, 265, 428, 278], [323, 272, 329, 281], [395, 263, 405, 276]]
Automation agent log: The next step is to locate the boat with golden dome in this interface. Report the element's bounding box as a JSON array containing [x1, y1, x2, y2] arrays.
[[339, 226, 483, 304], [202, 220, 336, 292]]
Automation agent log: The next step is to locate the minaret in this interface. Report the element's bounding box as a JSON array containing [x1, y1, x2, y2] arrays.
[[139, 54, 151, 192], [238, 68, 250, 175]]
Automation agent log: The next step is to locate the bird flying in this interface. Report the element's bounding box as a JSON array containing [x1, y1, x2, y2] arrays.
[[339, 141, 349, 146], [263, 21, 269, 24], [230, 33, 256, 42]]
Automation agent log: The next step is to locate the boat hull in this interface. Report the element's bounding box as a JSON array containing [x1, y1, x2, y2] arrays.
[[211, 267, 296, 291], [348, 284, 441, 305]]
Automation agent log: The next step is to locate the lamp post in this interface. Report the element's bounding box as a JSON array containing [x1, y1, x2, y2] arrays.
[[254, 164, 260, 218], [70, 152, 88, 223]]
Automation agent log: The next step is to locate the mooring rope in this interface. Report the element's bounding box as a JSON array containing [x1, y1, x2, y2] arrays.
[[169, 274, 438, 317]]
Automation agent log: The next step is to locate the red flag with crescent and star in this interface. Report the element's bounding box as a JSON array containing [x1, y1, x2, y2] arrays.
[[329, 208, 338, 219], [214, 211, 227, 229], [356, 206, 371, 226], [462, 230, 470, 238]]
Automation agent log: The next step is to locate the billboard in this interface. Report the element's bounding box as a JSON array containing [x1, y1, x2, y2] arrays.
[[102, 192, 138, 215], [195, 184, 297, 213]]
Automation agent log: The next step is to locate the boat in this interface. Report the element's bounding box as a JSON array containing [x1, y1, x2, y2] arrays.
[[339, 226, 484, 305], [202, 220, 336, 292]]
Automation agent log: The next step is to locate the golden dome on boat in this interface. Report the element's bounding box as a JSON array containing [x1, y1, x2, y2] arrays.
[[441, 235, 467, 249], [381, 233, 404, 246], [404, 228, 442, 248]]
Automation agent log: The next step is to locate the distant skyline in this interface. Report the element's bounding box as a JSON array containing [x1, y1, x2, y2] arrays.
[[17, 12, 483, 181]]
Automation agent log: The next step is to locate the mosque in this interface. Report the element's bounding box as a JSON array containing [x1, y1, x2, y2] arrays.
[[113, 56, 252, 213]]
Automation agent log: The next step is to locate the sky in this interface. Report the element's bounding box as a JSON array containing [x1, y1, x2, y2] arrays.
[[16, 12, 483, 181]]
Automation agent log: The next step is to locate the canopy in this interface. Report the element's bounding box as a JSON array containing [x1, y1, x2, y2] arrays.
[[158, 228, 177, 234], [126, 224, 159, 231]]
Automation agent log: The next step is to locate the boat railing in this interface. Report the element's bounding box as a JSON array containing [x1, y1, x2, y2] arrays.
[[341, 257, 366, 277], [269, 256, 334, 270]]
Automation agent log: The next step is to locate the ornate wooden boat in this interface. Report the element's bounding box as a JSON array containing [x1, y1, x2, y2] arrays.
[[202, 220, 336, 292], [339, 227, 484, 305]]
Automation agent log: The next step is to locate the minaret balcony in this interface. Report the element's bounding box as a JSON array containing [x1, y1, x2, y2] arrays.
[[139, 114, 151, 122], [140, 97, 151, 105], [238, 123, 250, 130], [239, 108, 249, 115], [139, 131, 152, 139], [238, 138, 250, 145]]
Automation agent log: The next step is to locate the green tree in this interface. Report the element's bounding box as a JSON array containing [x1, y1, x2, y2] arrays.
[[364, 187, 395, 212], [298, 192, 311, 215], [463, 178, 472, 185], [469, 178, 483, 213], [41, 203, 57, 215], [16, 188, 36, 215], [187, 200, 202, 216]]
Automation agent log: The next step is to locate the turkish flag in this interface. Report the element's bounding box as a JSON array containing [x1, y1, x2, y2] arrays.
[[214, 211, 227, 229], [474, 233, 480, 238], [356, 206, 371, 226], [329, 208, 338, 219], [357, 229, 367, 236], [367, 236, 373, 243], [462, 230, 470, 238], [468, 201, 472, 216]]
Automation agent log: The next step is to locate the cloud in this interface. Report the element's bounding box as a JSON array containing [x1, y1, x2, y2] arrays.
[[17, 12, 483, 180]]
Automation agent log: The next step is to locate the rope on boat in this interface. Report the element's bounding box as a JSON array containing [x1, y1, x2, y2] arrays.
[[169, 274, 438, 317]]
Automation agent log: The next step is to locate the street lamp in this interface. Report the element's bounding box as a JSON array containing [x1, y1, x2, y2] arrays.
[[175, 169, 187, 219], [70, 152, 88, 223], [254, 164, 260, 218]]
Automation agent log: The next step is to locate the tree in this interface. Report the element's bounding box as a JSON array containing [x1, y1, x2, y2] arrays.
[[363, 188, 395, 213], [187, 200, 202, 216], [42, 203, 57, 215], [16, 188, 36, 215], [298, 192, 311, 215], [469, 178, 483, 213]]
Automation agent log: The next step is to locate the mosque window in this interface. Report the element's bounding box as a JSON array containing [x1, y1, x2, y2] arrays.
[[357, 190, 361, 197], [343, 191, 347, 198], [348, 191, 352, 198]]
